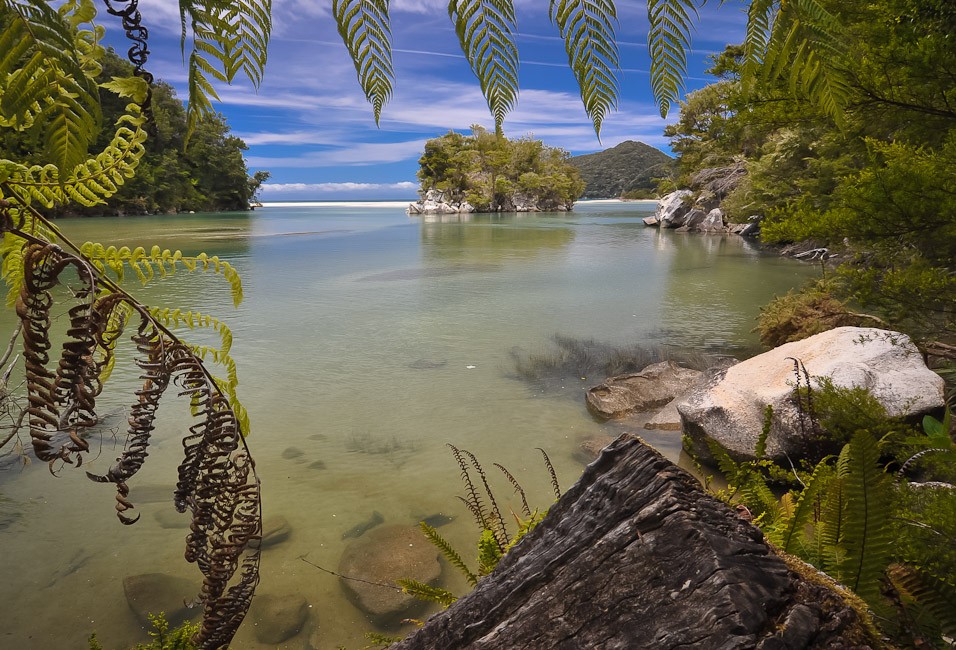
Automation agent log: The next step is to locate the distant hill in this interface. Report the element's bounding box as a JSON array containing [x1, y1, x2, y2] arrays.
[[571, 141, 674, 198]]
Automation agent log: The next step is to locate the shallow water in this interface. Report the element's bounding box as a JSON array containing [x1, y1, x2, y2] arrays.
[[0, 201, 816, 648]]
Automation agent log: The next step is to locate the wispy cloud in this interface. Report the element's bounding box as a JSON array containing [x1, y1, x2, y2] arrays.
[[261, 181, 417, 194]]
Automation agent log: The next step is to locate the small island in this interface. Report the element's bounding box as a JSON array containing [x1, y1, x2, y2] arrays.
[[407, 126, 585, 215]]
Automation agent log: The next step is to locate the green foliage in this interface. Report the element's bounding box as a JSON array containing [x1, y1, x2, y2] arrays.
[[646, 0, 695, 119], [756, 281, 868, 347], [706, 374, 956, 647], [570, 140, 673, 198], [451, 0, 518, 134], [420, 521, 478, 586], [89, 613, 201, 650], [397, 578, 458, 607], [551, 0, 619, 134], [0, 0, 103, 174], [177, 0, 272, 140], [416, 127, 585, 211], [333, 0, 393, 125]]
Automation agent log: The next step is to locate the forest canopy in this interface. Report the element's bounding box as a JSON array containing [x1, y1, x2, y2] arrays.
[[417, 126, 586, 212]]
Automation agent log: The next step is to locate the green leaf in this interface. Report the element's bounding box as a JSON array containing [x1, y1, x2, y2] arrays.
[[550, 0, 619, 135], [100, 75, 150, 104], [333, 0, 394, 125], [449, 0, 519, 134], [646, 0, 697, 118]]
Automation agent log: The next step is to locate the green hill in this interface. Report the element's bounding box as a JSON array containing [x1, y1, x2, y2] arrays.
[[571, 141, 673, 198]]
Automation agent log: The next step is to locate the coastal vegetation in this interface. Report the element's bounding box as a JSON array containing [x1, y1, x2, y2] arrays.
[[570, 140, 673, 199], [415, 127, 585, 211], [662, 0, 955, 351]]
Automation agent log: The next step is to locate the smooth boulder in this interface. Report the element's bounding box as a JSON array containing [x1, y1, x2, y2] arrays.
[[123, 573, 196, 628], [586, 361, 702, 419], [679, 327, 945, 462], [338, 524, 441, 623], [247, 593, 310, 644], [391, 435, 877, 649]]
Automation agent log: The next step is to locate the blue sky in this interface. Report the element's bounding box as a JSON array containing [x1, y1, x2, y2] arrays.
[[120, 0, 748, 200]]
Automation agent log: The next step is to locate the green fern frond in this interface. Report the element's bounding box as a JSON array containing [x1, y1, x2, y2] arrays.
[[0, 110, 147, 209], [449, 0, 519, 134], [646, 0, 696, 118], [550, 0, 619, 135], [180, 0, 272, 140], [744, 0, 850, 127], [334, 0, 394, 125], [420, 521, 478, 586], [0, 0, 103, 175], [477, 528, 503, 576], [834, 431, 894, 604], [768, 458, 834, 553]]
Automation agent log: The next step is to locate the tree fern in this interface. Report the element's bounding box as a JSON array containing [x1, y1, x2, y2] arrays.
[[646, 0, 697, 118], [334, 0, 394, 126], [449, 0, 519, 134], [550, 0, 619, 135]]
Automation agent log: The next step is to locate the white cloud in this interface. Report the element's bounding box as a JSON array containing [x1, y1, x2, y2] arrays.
[[247, 139, 427, 167], [261, 181, 418, 194]]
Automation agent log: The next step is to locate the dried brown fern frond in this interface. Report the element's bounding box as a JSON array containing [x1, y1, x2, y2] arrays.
[[1, 200, 261, 649]]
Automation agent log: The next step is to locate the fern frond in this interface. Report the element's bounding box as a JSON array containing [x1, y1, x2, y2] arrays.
[[0, 0, 103, 174], [745, 0, 850, 127], [334, 0, 394, 125], [448, 443, 489, 530], [461, 448, 508, 550], [180, 0, 272, 139], [537, 447, 561, 499], [398, 579, 456, 609], [646, 0, 697, 118], [494, 462, 531, 517], [419, 521, 477, 586], [550, 0, 619, 135], [835, 431, 894, 604], [888, 564, 956, 637], [477, 528, 503, 576], [449, 0, 519, 133], [768, 458, 834, 553]]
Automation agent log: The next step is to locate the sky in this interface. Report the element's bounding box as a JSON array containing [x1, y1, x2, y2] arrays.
[[111, 0, 749, 200]]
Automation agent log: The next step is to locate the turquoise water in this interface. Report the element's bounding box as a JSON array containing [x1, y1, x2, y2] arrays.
[[0, 201, 816, 648]]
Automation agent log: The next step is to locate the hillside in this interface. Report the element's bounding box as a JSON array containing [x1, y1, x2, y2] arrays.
[[571, 141, 673, 198]]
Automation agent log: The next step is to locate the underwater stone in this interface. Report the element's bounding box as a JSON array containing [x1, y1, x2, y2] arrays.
[[250, 515, 291, 549], [586, 360, 702, 419], [281, 447, 305, 460], [308, 460, 327, 470], [342, 511, 384, 540], [248, 593, 309, 644], [338, 524, 441, 623], [123, 573, 195, 628], [153, 509, 190, 529]]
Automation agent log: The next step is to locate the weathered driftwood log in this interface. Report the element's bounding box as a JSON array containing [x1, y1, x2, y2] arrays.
[[393, 435, 878, 649]]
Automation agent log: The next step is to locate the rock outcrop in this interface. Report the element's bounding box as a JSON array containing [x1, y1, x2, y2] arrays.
[[678, 327, 946, 462], [648, 163, 753, 235], [585, 360, 702, 419], [338, 524, 442, 624], [391, 435, 878, 649], [406, 190, 475, 216]]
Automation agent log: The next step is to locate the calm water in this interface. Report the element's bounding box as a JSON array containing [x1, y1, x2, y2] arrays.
[[0, 201, 815, 648]]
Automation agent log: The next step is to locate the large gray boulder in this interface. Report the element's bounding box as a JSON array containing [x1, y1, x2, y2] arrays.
[[656, 190, 693, 228], [338, 524, 442, 624], [586, 361, 702, 419], [391, 435, 877, 649], [679, 327, 945, 462], [247, 593, 310, 644]]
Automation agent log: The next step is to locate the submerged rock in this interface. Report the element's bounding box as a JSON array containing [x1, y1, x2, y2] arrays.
[[586, 360, 702, 419], [679, 326, 946, 462], [281, 447, 305, 460], [342, 510, 384, 540], [338, 524, 441, 623], [248, 593, 310, 644], [390, 435, 879, 649], [123, 573, 195, 628], [249, 515, 291, 549]]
